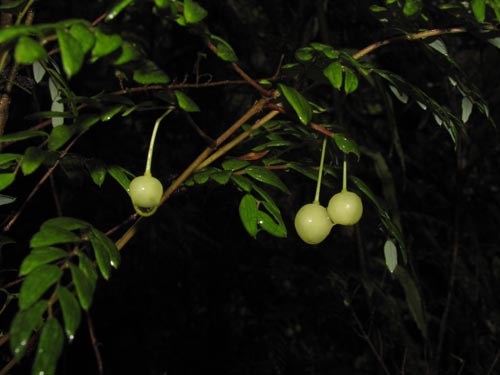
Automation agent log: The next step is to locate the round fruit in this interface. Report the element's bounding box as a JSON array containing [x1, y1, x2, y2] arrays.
[[294, 203, 334, 245], [128, 175, 163, 209], [327, 191, 363, 225]]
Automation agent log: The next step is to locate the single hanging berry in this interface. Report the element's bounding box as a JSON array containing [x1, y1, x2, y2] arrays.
[[327, 158, 363, 225]]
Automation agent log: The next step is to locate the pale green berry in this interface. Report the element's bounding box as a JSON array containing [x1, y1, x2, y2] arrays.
[[294, 203, 334, 245], [128, 175, 163, 209], [327, 191, 363, 225]]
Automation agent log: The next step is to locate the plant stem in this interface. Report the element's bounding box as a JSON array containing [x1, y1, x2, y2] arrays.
[[342, 156, 347, 191], [313, 137, 327, 204], [195, 110, 279, 171], [144, 108, 173, 175]]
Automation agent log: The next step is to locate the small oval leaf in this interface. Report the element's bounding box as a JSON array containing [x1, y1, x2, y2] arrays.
[[0, 130, 47, 143], [174, 90, 200, 112], [222, 159, 250, 171], [257, 210, 287, 238], [383, 239, 398, 273], [57, 28, 84, 78], [0, 173, 15, 191], [9, 300, 48, 360], [333, 133, 360, 157], [14, 36, 47, 64], [30, 225, 81, 248], [245, 166, 289, 194], [19, 265, 63, 310], [19, 247, 68, 276], [91, 29, 122, 58], [278, 84, 312, 125], [133, 60, 170, 84], [32, 318, 64, 375], [239, 194, 258, 238], [69, 263, 95, 311], [21, 147, 46, 176], [57, 286, 81, 341], [89, 227, 120, 270], [323, 61, 343, 90], [184, 0, 208, 23]]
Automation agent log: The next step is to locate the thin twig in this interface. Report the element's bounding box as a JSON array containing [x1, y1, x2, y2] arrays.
[[3, 134, 82, 231], [206, 40, 274, 97], [350, 306, 392, 375], [86, 312, 104, 375], [352, 27, 467, 61]]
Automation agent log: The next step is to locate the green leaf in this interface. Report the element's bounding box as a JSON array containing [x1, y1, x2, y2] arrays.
[[19, 247, 68, 276], [0, 0, 28, 10], [257, 211, 287, 238], [78, 251, 98, 282], [0, 173, 15, 191], [231, 174, 253, 192], [91, 28, 122, 58], [239, 194, 258, 238], [403, 0, 422, 16], [108, 165, 132, 191], [323, 61, 343, 89], [14, 36, 47, 64], [50, 98, 65, 127], [48, 124, 76, 151], [101, 104, 125, 121], [30, 226, 81, 248], [57, 286, 81, 341], [0, 194, 15, 206], [69, 23, 95, 54], [343, 67, 358, 94], [69, 263, 95, 310], [210, 170, 232, 185], [86, 159, 106, 187], [9, 300, 48, 360], [394, 266, 427, 337], [222, 159, 250, 171], [0, 130, 47, 143], [32, 318, 64, 375], [57, 28, 84, 78], [113, 41, 142, 65], [278, 84, 312, 125], [383, 239, 398, 273], [461, 96, 473, 123], [295, 47, 314, 62], [184, 0, 208, 23], [193, 167, 217, 184], [33, 61, 46, 83], [89, 231, 111, 280], [42, 216, 90, 231], [133, 60, 170, 84], [106, 0, 134, 21], [333, 133, 360, 157], [75, 113, 101, 132], [471, 0, 486, 22], [89, 227, 120, 273], [0, 24, 34, 44], [19, 265, 63, 310], [245, 166, 289, 194], [428, 39, 448, 56], [174, 90, 200, 112], [0, 153, 20, 166], [22, 147, 46, 176], [210, 35, 238, 62]]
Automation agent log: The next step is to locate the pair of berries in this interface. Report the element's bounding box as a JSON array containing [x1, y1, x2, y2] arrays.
[[294, 190, 363, 245]]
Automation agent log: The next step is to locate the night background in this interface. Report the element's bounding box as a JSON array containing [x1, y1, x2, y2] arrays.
[[1, 0, 500, 374]]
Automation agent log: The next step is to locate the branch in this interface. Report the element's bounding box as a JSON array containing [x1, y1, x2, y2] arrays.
[[352, 27, 467, 61]]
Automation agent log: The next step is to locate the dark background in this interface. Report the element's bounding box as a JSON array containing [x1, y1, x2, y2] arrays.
[[2, 1, 500, 374]]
